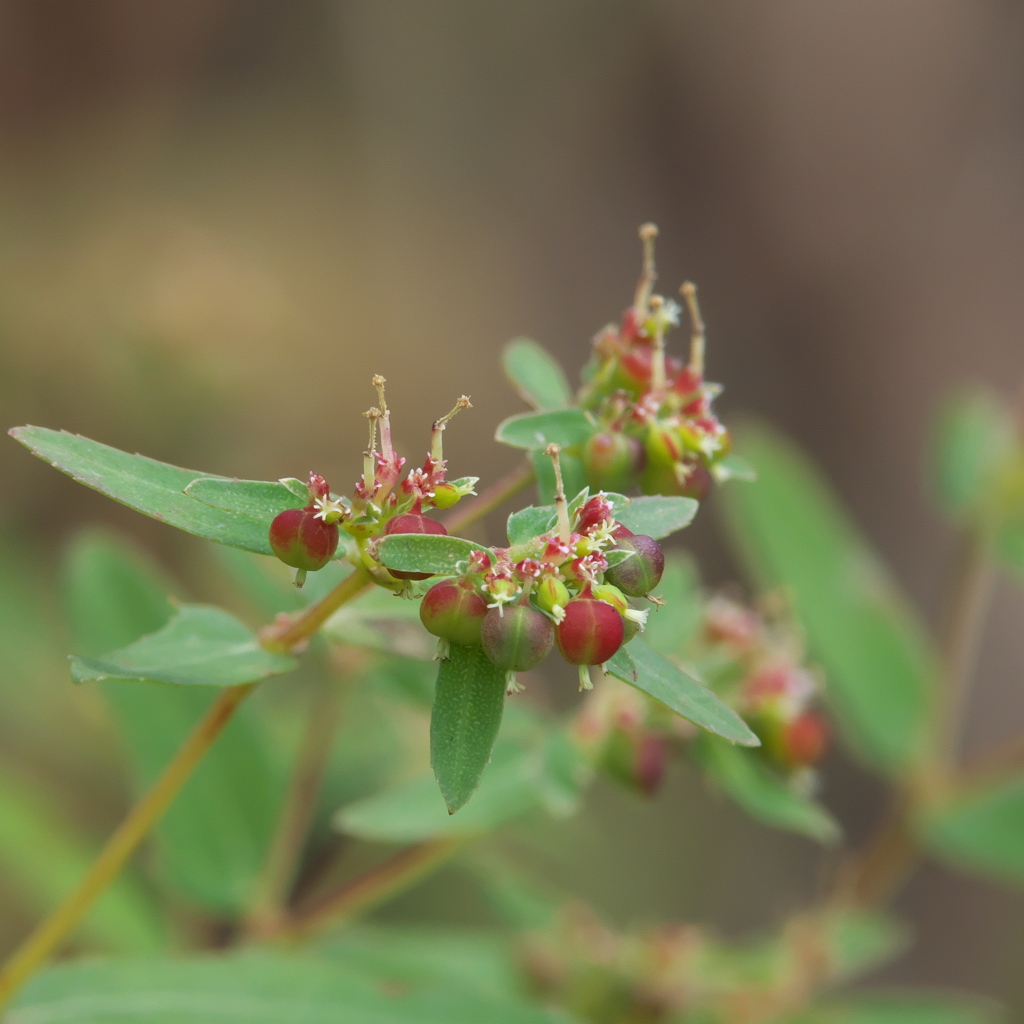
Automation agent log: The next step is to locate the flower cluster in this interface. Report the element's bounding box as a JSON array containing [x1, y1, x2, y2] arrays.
[[420, 450, 665, 692], [268, 377, 476, 587], [576, 225, 731, 500]]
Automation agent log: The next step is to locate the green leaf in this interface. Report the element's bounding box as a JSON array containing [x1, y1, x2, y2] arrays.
[[183, 476, 314, 522], [695, 734, 841, 844], [63, 534, 285, 914], [323, 587, 435, 659], [793, 992, 1002, 1024], [502, 337, 573, 411], [0, 770, 165, 953], [532, 449, 587, 505], [430, 644, 509, 813], [643, 553, 702, 655], [606, 641, 759, 746], [819, 911, 910, 983], [921, 775, 1024, 889], [376, 534, 492, 578], [712, 453, 758, 483], [721, 424, 937, 774], [933, 391, 1017, 518], [13, 953, 569, 1024], [507, 504, 557, 546], [338, 743, 542, 842], [10, 426, 274, 554], [615, 495, 699, 539], [70, 604, 297, 688], [495, 409, 594, 450]]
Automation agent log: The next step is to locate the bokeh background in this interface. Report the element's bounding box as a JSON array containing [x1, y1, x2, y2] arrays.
[[1, 0, 1022, 1011]]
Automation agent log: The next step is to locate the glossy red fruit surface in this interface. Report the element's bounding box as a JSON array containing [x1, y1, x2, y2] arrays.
[[556, 597, 624, 665], [604, 534, 665, 598], [384, 512, 448, 580], [481, 604, 554, 672], [420, 579, 488, 647], [269, 508, 339, 571]]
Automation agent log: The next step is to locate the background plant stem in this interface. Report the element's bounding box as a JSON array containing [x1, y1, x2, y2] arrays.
[[442, 461, 533, 535]]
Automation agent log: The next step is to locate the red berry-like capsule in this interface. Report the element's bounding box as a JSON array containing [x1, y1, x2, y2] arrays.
[[420, 578, 488, 647], [481, 604, 554, 672], [782, 711, 829, 767], [556, 596, 624, 666], [384, 512, 448, 580], [269, 507, 339, 573], [604, 534, 664, 598]]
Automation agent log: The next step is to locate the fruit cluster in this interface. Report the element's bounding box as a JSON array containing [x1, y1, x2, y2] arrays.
[[268, 376, 477, 587], [420, 452, 665, 691], [575, 225, 731, 500]]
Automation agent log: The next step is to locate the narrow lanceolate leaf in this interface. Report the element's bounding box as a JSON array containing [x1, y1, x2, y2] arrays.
[[430, 644, 509, 813], [70, 604, 297, 687], [495, 409, 594, 450], [183, 476, 313, 522], [9, 426, 274, 553], [63, 532, 285, 915], [921, 775, 1024, 889], [695, 734, 841, 845], [792, 992, 1002, 1024], [606, 641, 759, 746], [722, 424, 937, 774], [507, 504, 557, 546], [13, 954, 568, 1024], [0, 771, 165, 952], [615, 495, 699, 539], [376, 534, 493, 577], [502, 337, 573, 411]]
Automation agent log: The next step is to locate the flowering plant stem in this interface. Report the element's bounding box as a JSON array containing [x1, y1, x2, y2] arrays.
[[0, 566, 373, 1010]]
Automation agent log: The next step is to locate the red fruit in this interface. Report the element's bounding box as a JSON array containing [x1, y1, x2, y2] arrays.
[[783, 712, 829, 767], [556, 597, 624, 665], [384, 512, 448, 580], [672, 366, 703, 398], [604, 534, 664, 597], [420, 579, 488, 647], [269, 507, 339, 572], [481, 604, 554, 672]]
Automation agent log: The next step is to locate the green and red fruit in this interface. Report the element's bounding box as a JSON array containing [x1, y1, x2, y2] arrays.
[[420, 579, 488, 647], [269, 508, 339, 573], [384, 512, 448, 580], [481, 604, 554, 672], [604, 534, 664, 598], [582, 432, 638, 492], [782, 711, 829, 767], [556, 596, 624, 665]]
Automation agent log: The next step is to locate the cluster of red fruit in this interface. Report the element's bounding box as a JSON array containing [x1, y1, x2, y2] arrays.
[[267, 377, 477, 587], [419, 487, 665, 692], [576, 225, 731, 501]]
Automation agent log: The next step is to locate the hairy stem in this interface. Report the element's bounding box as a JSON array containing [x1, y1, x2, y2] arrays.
[[442, 461, 533, 535], [0, 683, 253, 1009], [277, 838, 466, 942]]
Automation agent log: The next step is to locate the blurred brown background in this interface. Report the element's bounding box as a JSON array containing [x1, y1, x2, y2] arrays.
[[0, 0, 1022, 1011]]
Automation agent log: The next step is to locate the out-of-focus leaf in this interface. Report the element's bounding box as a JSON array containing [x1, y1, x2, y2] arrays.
[[10, 426, 272, 553], [70, 605, 297, 688], [606, 642, 759, 746], [721, 425, 936, 774], [503, 338, 573, 411], [184, 476, 314, 522], [791, 992, 1002, 1024], [921, 776, 1024, 889], [643, 553, 702, 655], [430, 645, 509, 813], [0, 771, 165, 952], [496, 409, 594, 450], [324, 587, 435, 659], [615, 495, 699, 540], [211, 545, 304, 618], [376, 535, 491, 578], [695, 735, 840, 845], [63, 534, 284, 915], [507, 505, 557, 546], [337, 743, 541, 842], [12, 953, 570, 1024], [933, 391, 1017, 518], [712, 453, 758, 484], [819, 910, 909, 983], [532, 449, 587, 505]]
